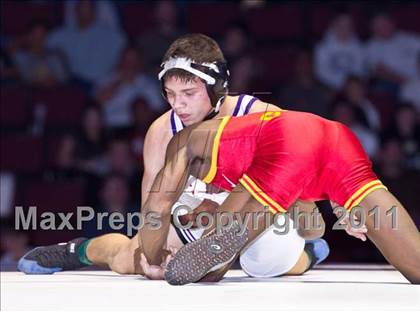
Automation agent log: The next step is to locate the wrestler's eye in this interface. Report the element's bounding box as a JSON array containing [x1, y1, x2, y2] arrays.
[[185, 92, 194, 97], [167, 92, 175, 100]]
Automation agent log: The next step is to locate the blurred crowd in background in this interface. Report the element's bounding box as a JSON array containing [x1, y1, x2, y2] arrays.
[[1, 0, 419, 270]]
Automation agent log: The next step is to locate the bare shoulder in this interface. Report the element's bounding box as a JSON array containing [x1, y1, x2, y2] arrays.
[[219, 95, 239, 115], [225, 95, 240, 105], [145, 110, 172, 144], [248, 99, 281, 113], [143, 110, 173, 159]]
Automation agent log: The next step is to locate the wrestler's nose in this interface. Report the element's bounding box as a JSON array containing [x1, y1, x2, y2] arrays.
[[172, 97, 187, 110]]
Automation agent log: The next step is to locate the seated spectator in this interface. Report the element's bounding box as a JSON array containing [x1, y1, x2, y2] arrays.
[[94, 46, 164, 131], [47, 0, 126, 87], [0, 220, 30, 271], [365, 13, 420, 94], [82, 173, 137, 238], [279, 49, 331, 117], [10, 20, 68, 88], [0, 48, 19, 84], [400, 54, 420, 113], [129, 97, 157, 160], [314, 14, 365, 90], [104, 138, 141, 201], [222, 22, 252, 64], [137, 1, 184, 74], [331, 101, 379, 157], [221, 23, 265, 96], [382, 104, 420, 170], [229, 54, 262, 95], [0, 173, 15, 219], [105, 138, 137, 178], [48, 133, 80, 181], [64, 0, 120, 30], [375, 138, 420, 226], [337, 76, 381, 131], [76, 106, 108, 176]]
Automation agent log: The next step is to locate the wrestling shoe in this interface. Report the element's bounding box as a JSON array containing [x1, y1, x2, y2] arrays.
[[18, 238, 89, 274], [165, 222, 248, 285], [304, 238, 330, 270]]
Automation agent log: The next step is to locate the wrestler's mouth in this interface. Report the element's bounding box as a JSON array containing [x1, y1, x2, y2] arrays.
[[178, 114, 190, 121]]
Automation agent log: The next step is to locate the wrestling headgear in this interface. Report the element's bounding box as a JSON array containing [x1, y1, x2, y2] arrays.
[[158, 57, 229, 120]]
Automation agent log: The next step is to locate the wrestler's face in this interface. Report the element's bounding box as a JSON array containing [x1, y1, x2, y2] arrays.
[[164, 76, 213, 126]]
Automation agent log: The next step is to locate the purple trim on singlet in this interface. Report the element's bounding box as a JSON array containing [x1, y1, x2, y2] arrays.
[[170, 110, 186, 135], [184, 229, 196, 242], [244, 97, 258, 115], [232, 94, 245, 116], [170, 111, 177, 135]]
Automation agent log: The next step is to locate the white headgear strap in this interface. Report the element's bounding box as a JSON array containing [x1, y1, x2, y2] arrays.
[[158, 57, 218, 85]]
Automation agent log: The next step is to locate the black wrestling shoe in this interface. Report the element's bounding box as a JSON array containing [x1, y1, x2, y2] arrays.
[[18, 238, 89, 274], [165, 222, 248, 285]]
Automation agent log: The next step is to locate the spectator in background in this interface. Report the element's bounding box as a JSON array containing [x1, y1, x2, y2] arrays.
[[376, 138, 420, 226], [221, 22, 261, 95], [365, 13, 420, 94], [0, 173, 15, 219], [222, 22, 252, 64], [47, 0, 126, 87], [104, 138, 140, 202], [279, 49, 330, 117], [64, 0, 120, 30], [105, 138, 137, 177], [331, 101, 379, 157], [382, 104, 420, 170], [83, 174, 137, 238], [0, 48, 19, 84], [314, 14, 365, 90], [137, 1, 183, 74], [48, 133, 80, 181], [94, 46, 164, 132], [10, 20, 68, 88], [76, 106, 108, 176], [229, 54, 261, 95], [0, 221, 30, 271], [129, 97, 157, 161], [337, 76, 381, 131], [400, 54, 420, 113]]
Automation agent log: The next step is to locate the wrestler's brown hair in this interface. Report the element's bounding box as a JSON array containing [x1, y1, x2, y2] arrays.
[[161, 33, 226, 82]]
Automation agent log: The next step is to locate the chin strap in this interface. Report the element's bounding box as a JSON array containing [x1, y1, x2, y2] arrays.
[[203, 96, 225, 120]]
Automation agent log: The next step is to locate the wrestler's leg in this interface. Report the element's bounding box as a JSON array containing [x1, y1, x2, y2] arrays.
[[86, 233, 138, 274], [284, 200, 328, 275], [167, 187, 330, 283], [167, 185, 273, 284], [17, 232, 138, 275], [358, 188, 420, 283], [239, 218, 305, 278], [239, 210, 329, 277], [88, 224, 184, 274], [286, 251, 311, 275]]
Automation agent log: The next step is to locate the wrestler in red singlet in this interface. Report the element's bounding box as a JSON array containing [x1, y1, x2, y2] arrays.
[[202, 111, 387, 214]]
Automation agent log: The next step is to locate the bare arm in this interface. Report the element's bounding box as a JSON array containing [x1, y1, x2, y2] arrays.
[[140, 131, 192, 265], [141, 112, 173, 206]]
